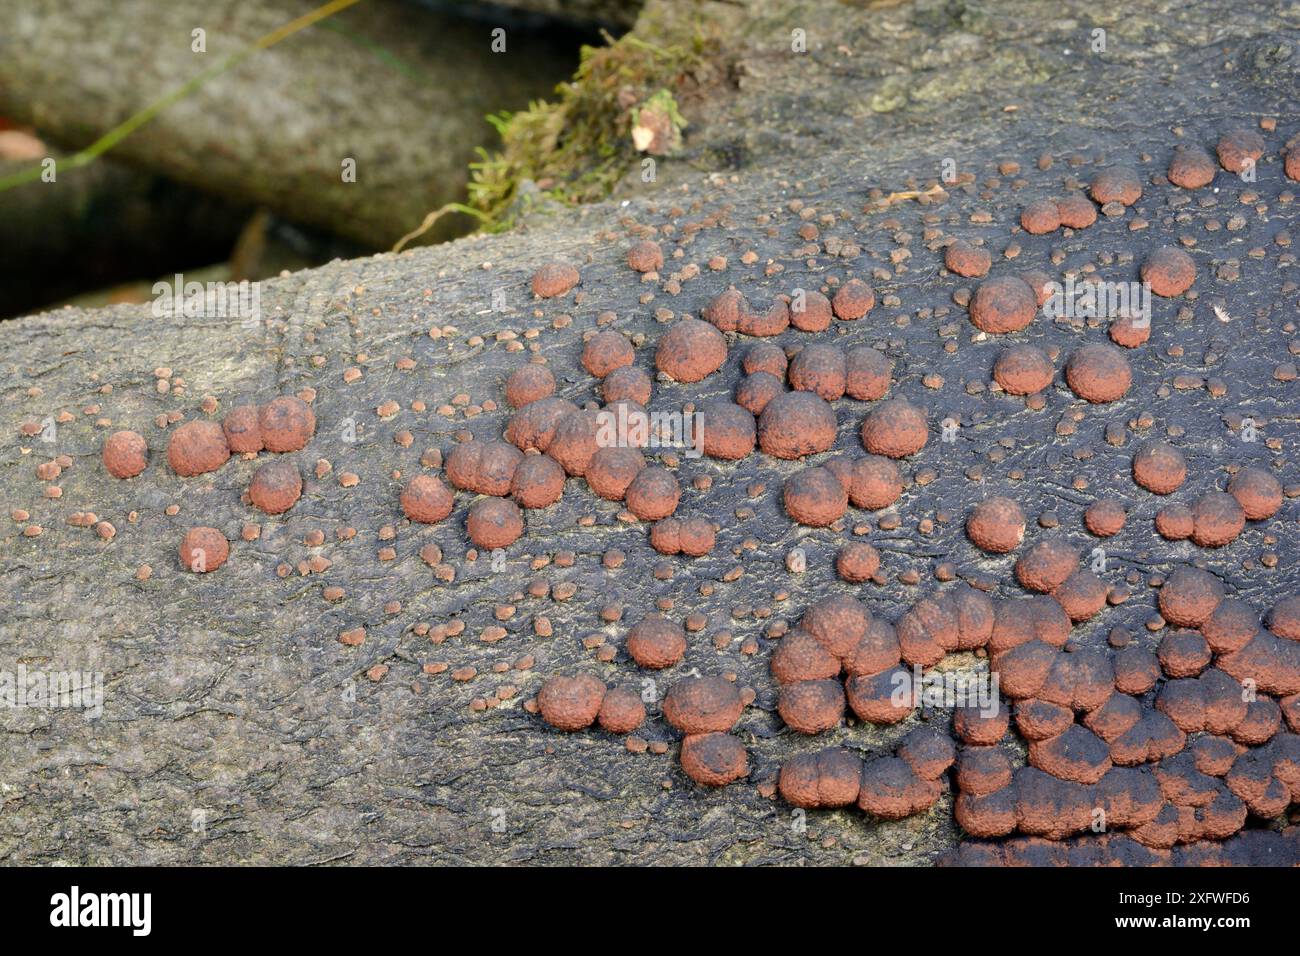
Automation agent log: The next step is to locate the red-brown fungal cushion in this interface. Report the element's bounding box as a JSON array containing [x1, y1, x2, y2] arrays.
[[954, 703, 1011, 746], [1155, 504, 1195, 541], [1015, 537, 1079, 593], [738, 374, 785, 418], [857, 756, 943, 820], [988, 596, 1071, 656], [531, 262, 579, 298], [626, 614, 687, 669], [466, 497, 524, 549], [995, 640, 1058, 700], [504, 396, 577, 452], [742, 350, 787, 387], [899, 726, 957, 780], [1082, 693, 1142, 742], [1084, 498, 1126, 537], [179, 527, 229, 573], [1158, 630, 1213, 678], [956, 746, 1014, 796], [1168, 144, 1217, 189], [832, 278, 875, 320], [784, 466, 848, 527], [739, 298, 791, 337], [1132, 441, 1186, 494], [258, 396, 315, 453], [1268, 596, 1300, 641], [167, 420, 230, 477], [1056, 192, 1097, 230], [401, 474, 454, 524], [1089, 166, 1142, 206], [844, 346, 893, 400], [848, 455, 902, 510], [510, 453, 566, 509], [802, 595, 872, 664], [602, 365, 652, 406], [103, 430, 148, 478], [1140, 246, 1196, 297], [788, 344, 847, 401], [545, 410, 600, 477], [944, 240, 991, 278], [702, 288, 748, 333], [779, 748, 863, 808], [626, 240, 663, 273], [1200, 599, 1259, 655], [897, 594, 958, 668], [966, 496, 1026, 553], [837, 541, 881, 583], [1014, 699, 1074, 740], [790, 290, 834, 332], [843, 618, 901, 677], [1287, 142, 1300, 183], [969, 276, 1037, 334], [585, 446, 644, 501], [993, 345, 1053, 395], [1052, 569, 1108, 622], [954, 786, 1018, 838], [222, 405, 263, 453], [1228, 466, 1283, 520], [1108, 314, 1151, 348], [680, 733, 748, 787], [581, 330, 634, 379], [448, 439, 523, 496], [771, 630, 841, 684], [1189, 492, 1246, 547], [845, 666, 915, 724], [1065, 343, 1131, 403], [777, 679, 845, 734], [662, 676, 744, 734], [248, 458, 302, 515], [1020, 199, 1060, 235], [1216, 128, 1265, 173], [624, 466, 680, 521], [860, 398, 927, 458], [1029, 725, 1112, 784], [597, 686, 646, 734], [1112, 645, 1162, 696], [1158, 567, 1225, 628], [698, 400, 756, 460], [504, 364, 556, 408], [655, 318, 727, 383], [1220, 632, 1300, 696], [537, 673, 605, 730], [758, 391, 838, 459]]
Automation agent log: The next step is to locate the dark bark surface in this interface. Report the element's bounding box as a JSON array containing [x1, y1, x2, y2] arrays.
[[2, 0, 1299, 865]]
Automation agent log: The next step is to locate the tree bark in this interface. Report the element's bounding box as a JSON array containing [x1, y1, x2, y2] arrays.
[[1, 0, 1298, 865], [0, 0, 573, 248]]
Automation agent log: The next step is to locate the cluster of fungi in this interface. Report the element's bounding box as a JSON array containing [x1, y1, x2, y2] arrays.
[[15, 122, 1300, 864]]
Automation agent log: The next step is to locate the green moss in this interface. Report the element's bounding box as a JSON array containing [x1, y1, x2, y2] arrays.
[[467, 29, 714, 232]]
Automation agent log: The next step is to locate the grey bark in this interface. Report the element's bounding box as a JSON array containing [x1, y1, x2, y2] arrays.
[[1, 0, 1299, 865], [0, 0, 573, 248]]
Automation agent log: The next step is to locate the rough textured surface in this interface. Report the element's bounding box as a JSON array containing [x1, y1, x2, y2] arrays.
[[3, 0, 1300, 865]]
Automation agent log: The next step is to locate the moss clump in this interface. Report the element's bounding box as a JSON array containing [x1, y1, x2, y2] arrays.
[[467, 29, 714, 232]]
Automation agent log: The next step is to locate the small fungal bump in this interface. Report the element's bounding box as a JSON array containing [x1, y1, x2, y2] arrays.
[[680, 732, 748, 787], [466, 497, 524, 549], [258, 396, 316, 453], [102, 430, 148, 479], [1141, 246, 1196, 298], [179, 527, 229, 573], [248, 458, 303, 515], [758, 390, 838, 460], [993, 345, 1053, 396], [860, 398, 928, 459], [967, 497, 1026, 553], [1065, 343, 1131, 404], [531, 262, 580, 298], [655, 318, 727, 383], [401, 474, 454, 524], [537, 673, 605, 730], [832, 278, 875, 320], [222, 404, 264, 453], [784, 466, 849, 527], [969, 276, 1037, 334]]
